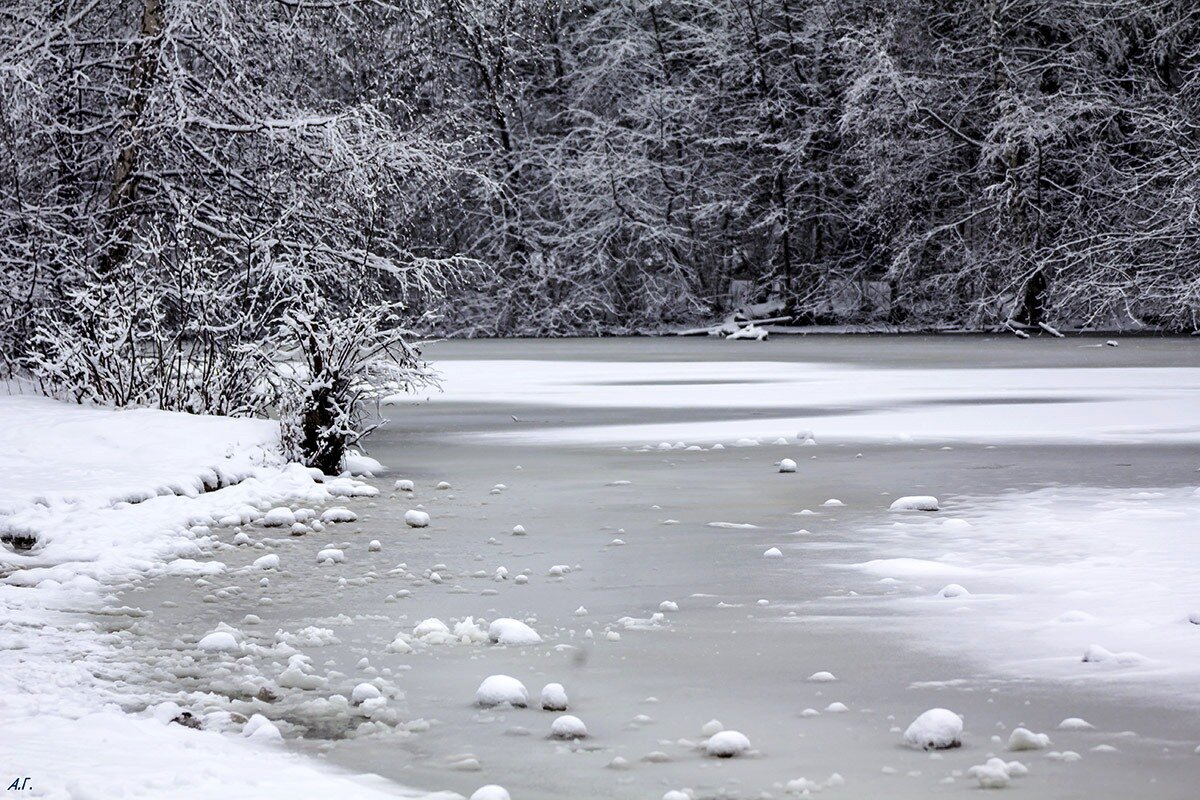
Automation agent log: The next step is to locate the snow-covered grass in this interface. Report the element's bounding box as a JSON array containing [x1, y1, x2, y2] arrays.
[[0, 396, 448, 800]]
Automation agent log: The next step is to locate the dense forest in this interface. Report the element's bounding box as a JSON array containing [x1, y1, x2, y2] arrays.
[[2, 0, 1199, 359]]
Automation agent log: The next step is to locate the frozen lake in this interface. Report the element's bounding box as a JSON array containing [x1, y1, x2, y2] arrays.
[[116, 336, 1200, 799]]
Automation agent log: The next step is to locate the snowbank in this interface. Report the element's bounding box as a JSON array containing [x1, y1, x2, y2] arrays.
[[844, 486, 1200, 703], [0, 396, 449, 800]]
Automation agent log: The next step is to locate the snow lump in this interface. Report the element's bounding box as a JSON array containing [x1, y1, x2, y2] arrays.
[[903, 708, 963, 750], [476, 675, 529, 708], [550, 714, 588, 740], [705, 730, 751, 758]]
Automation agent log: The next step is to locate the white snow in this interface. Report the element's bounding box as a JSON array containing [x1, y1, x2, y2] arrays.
[[470, 787, 511, 800], [550, 714, 588, 739], [404, 509, 430, 528], [890, 495, 940, 511], [253, 553, 280, 570], [475, 675, 529, 707], [779, 458, 797, 473], [263, 506, 297, 527], [763, 547, 783, 559], [903, 708, 963, 750], [406, 358, 1200, 448], [1008, 727, 1051, 751], [488, 617, 542, 645], [705, 730, 752, 758], [320, 507, 357, 523], [0, 395, 447, 800], [1058, 717, 1094, 731], [967, 757, 1028, 788], [197, 630, 241, 653], [846, 486, 1200, 699], [807, 671, 837, 682], [352, 682, 383, 704]]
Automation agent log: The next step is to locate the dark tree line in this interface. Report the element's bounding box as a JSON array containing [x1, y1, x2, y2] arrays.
[[406, 0, 1200, 333], [2, 0, 1199, 369]]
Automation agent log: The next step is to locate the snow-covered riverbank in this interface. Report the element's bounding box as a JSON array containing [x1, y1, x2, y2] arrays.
[[0, 395, 447, 800]]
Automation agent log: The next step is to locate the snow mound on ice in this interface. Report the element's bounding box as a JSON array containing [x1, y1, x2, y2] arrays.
[[351, 683, 382, 704], [763, 547, 783, 559], [967, 757, 1027, 788], [404, 509, 430, 528], [320, 507, 356, 523], [488, 618, 542, 645], [779, 459, 797, 473], [890, 495, 940, 511], [243, 713, 283, 742], [541, 683, 569, 711], [807, 671, 837, 682], [1057, 717, 1094, 731], [1008, 727, 1050, 751], [550, 714, 588, 739], [470, 787, 511, 800], [262, 507, 295, 527], [705, 730, 751, 758], [476, 675, 529, 707], [903, 708, 963, 750], [1081, 644, 1147, 666], [197, 631, 240, 653]]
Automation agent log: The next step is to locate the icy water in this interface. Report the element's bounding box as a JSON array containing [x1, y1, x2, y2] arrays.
[[117, 336, 1200, 799]]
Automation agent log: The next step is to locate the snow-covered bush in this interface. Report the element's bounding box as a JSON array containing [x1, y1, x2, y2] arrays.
[[277, 303, 434, 474]]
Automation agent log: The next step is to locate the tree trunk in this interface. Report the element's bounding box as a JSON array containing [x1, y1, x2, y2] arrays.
[[98, 0, 164, 275]]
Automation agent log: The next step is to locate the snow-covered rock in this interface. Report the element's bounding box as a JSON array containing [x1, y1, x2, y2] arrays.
[[705, 730, 751, 758], [807, 671, 837, 682], [316, 548, 344, 564], [903, 708, 963, 750], [262, 507, 295, 527], [404, 509, 430, 528], [511, 524, 526, 536], [320, 507, 357, 524], [487, 618, 541, 646], [476, 675, 529, 707], [763, 547, 783, 559], [701, 719, 724, 736], [394, 479, 414, 491], [779, 458, 797, 473], [938, 583, 970, 598], [541, 683, 569, 711], [890, 495, 940, 511], [659, 601, 679, 612], [550, 714, 588, 739]]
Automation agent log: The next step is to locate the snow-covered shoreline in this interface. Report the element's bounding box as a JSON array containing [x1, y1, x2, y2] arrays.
[[0, 395, 449, 800]]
